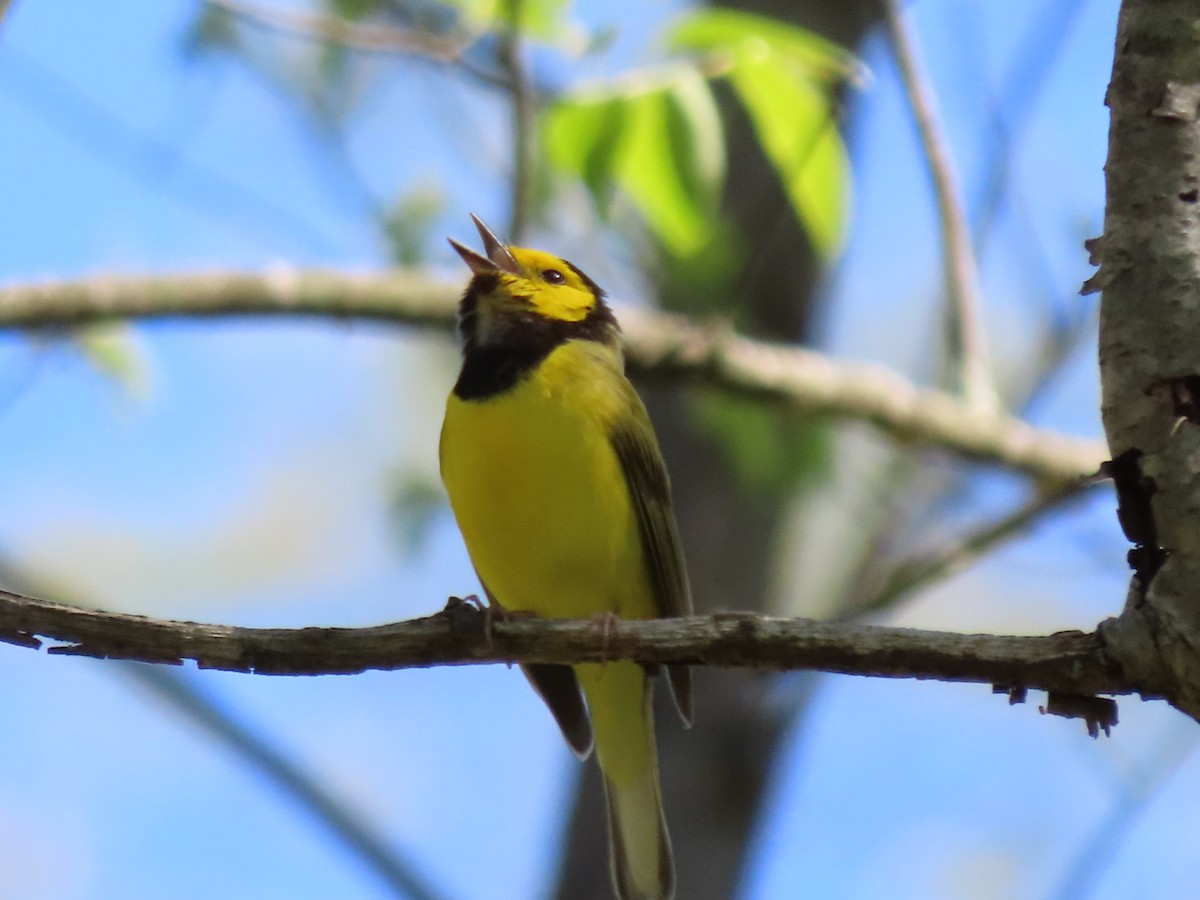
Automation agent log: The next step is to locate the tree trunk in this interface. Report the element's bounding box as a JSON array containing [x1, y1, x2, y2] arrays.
[[1095, 0, 1200, 720]]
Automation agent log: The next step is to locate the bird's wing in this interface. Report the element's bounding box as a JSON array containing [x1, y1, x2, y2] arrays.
[[610, 396, 695, 727], [477, 579, 594, 757], [522, 663, 594, 758]]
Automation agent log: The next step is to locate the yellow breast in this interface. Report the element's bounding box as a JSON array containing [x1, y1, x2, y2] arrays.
[[439, 341, 655, 621]]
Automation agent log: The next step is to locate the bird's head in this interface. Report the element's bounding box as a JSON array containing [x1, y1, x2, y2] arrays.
[[449, 215, 617, 353]]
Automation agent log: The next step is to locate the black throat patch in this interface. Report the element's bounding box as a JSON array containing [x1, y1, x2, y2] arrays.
[[453, 276, 619, 401]]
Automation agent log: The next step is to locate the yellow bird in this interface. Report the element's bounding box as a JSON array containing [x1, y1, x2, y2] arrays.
[[439, 216, 693, 900]]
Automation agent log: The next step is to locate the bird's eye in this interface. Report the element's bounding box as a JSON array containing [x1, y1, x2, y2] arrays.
[[542, 269, 566, 284]]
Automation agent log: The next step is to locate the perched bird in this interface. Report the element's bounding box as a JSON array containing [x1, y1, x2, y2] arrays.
[[439, 215, 693, 900]]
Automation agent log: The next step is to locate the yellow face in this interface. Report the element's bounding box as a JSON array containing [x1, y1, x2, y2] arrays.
[[496, 247, 599, 324]]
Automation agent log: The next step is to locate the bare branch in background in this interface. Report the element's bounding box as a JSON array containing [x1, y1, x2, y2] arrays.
[[843, 478, 1106, 618], [1048, 729, 1198, 900], [202, 0, 511, 89], [883, 0, 995, 409], [130, 665, 453, 900], [0, 589, 1130, 705], [205, 0, 469, 60], [826, 1, 1094, 625], [971, 0, 1087, 249], [0, 271, 1107, 484], [0, 556, 451, 900], [497, 0, 536, 242], [0, 48, 340, 251]]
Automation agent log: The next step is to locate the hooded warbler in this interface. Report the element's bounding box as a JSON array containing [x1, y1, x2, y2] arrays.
[[439, 216, 693, 900]]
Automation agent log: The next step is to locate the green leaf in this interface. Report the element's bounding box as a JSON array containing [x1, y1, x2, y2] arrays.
[[383, 184, 446, 266], [666, 8, 854, 258], [543, 67, 724, 256], [440, 0, 579, 45], [619, 71, 723, 255], [75, 323, 149, 398], [389, 475, 444, 558], [668, 9, 858, 83], [180, 4, 239, 59], [327, 0, 380, 21], [663, 68, 725, 217], [727, 55, 849, 258], [689, 390, 829, 495], [543, 93, 625, 209]]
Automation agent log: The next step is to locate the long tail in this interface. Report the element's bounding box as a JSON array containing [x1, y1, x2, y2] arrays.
[[577, 660, 673, 900]]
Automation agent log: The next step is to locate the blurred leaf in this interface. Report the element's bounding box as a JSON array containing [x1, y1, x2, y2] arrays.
[[668, 8, 859, 83], [667, 9, 853, 258], [662, 69, 725, 220], [581, 24, 618, 58], [544, 93, 624, 209], [327, 0, 380, 21], [544, 67, 724, 256], [689, 391, 830, 495], [440, 0, 579, 45], [383, 184, 446, 265], [180, 4, 240, 59], [617, 76, 721, 256], [74, 323, 149, 398], [316, 38, 352, 88], [727, 55, 849, 259], [390, 475, 444, 557], [661, 218, 745, 317]]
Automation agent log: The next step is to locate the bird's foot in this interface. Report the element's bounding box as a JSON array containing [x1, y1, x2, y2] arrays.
[[445, 593, 488, 614], [444, 594, 505, 645]]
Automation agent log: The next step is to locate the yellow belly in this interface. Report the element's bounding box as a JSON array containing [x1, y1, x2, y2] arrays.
[[441, 339, 672, 899], [439, 342, 655, 621]]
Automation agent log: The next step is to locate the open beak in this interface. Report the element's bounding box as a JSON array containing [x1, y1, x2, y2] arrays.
[[448, 214, 521, 275]]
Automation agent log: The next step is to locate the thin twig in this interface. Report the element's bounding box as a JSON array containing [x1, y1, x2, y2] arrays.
[[0, 588, 1130, 701], [496, 0, 535, 242], [205, 0, 468, 60], [883, 0, 995, 409], [0, 558, 449, 900], [0, 48, 339, 251], [827, 2, 1073, 621], [825, 448, 943, 616], [0, 270, 1108, 484], [203, 0, 508, 89], [970, 0, 1086, 250], [129, 666, 452, 900], [1048, 730, 1198, 900], [844, 478, 1104, 618]]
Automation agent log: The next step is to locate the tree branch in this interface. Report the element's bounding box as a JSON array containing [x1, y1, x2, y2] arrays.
[[0, 553, 450, 900], [497, 0, 536, 243], [205, 0, 470, 61], [0, 270, 1106, 484], [0, 589, 1132, 702], [843, 478, 1104, 618], [883, 0, 995, 409]]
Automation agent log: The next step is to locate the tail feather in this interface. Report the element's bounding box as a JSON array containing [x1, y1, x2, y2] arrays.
[[579, 661, 674, 900], [603, 766, 674, 900]]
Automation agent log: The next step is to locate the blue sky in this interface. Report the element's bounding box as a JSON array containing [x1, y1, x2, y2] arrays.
[[2, 2, 1195, 899]]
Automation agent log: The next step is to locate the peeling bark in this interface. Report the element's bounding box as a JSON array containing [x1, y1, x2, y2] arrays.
[[1097, 0, 1200, 716]]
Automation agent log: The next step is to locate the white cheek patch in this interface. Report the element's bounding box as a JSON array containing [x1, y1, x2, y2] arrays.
[[475, 294, 535, 345], [474, 304, 502, 344]]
